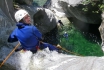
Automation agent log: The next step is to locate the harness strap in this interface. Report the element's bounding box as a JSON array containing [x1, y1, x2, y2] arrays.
[[36, 46, 40, 50]]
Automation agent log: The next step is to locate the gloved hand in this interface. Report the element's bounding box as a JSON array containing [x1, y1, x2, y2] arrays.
[[56, 44, 62, 49], [39, 41, 44, 44]]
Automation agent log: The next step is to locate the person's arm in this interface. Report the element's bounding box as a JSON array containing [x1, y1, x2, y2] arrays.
[[8, 30, 18, 43], [58, 20, 64, 26], [32, 26, 43, 41]]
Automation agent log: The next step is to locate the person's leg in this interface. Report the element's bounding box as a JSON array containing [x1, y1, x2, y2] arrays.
[[30, 49, 37, 54], [40, 43, 58, 51], [48, 44, 58, 51]]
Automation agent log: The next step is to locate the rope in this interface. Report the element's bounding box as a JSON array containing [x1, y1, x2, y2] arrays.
[[57, 45, 83, 57], [0, 42, 20, 67], [61, 47, 83, 56]]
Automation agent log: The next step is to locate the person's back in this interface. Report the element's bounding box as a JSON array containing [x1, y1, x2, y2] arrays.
[[10, 23, 42, 50]]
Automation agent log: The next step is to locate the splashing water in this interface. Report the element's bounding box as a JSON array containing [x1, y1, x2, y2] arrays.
[[1, 47, 104, 70], [0, 47, 78, 70]]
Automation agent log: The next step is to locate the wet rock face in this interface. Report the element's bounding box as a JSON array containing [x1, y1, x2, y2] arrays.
[[33, 8, 57, 34], [15, 0, 33, 5], [44, 0, 102, 42], [99, 12, 104, 50], [0, 0, 15, 21], [68, 17, 101, 40], [59, 1, 102, 22], [0, 61, 16, 70], [57, 1, 102, 40]]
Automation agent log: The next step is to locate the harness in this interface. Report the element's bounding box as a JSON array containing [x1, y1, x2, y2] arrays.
[[32, 26, 41, 50]]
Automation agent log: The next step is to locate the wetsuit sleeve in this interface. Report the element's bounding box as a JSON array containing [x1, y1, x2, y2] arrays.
[[8, 30, 18, 43], [32, 26, 42, 41]]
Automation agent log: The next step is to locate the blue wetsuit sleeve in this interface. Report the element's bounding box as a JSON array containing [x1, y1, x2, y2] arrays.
[[32, 26, 42, 41], [8, 30, 18, 43]]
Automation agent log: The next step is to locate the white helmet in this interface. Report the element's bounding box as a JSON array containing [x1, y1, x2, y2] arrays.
[[14, 9, 29, 22]]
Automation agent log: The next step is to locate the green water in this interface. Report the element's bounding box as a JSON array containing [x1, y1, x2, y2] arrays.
[[59, 26, 104, 56]]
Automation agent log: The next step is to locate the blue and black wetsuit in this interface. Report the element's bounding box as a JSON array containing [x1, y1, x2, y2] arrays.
[[8, 23, 58, 53]]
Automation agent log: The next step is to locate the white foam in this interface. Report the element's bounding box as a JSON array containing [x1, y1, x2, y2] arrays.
[[0, 47, 76, 70]]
